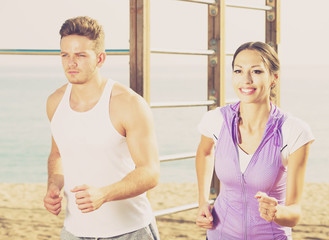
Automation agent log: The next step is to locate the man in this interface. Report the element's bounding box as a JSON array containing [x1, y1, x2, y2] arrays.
[[43, 16, 160, 240]]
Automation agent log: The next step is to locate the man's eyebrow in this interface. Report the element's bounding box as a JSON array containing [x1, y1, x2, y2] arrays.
[[60, 51, 88, 54]]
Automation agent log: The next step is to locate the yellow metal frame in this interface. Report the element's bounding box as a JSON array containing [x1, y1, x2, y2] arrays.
[[129, 0, 151, 104]]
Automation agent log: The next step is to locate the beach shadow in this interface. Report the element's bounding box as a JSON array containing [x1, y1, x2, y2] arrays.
[[303, 238, 325, 240], [157, 217, 195, 224]]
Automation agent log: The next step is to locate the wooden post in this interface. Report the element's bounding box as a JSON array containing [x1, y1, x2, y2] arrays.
[[208, 0, 225, 198], [130, 0, 151, 103], [266, 0, 280, 106]]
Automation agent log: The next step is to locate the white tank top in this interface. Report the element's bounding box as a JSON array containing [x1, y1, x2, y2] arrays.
[[50, 79, 153, 238]]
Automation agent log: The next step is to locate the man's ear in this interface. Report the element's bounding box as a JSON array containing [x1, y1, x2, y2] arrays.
[[97, 52, 106, 67]]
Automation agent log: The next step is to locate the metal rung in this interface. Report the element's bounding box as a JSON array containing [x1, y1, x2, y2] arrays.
[[174, 0, 217, 5], [159, 152, 196, 162], [106, 49, 129, 55], [225, 98, 239, 105], [154, 199, 215, 217], [1, 48, 228, 57], [151, 100, 215, 108], [173, 0, 273, 10], [0, 49, 129, 55], [226, 1, 273, 11], [151, 48, 215, 56]]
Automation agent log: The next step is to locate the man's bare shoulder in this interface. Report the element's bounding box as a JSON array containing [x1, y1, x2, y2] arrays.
[[47, 84, 68, 121], [111, 82, 147, 108], [111, 82, 152, 124]]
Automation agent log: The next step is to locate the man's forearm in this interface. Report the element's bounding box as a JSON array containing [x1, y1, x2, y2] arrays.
[[48, 173, 64, 190], [102, 165, 159, 202], [47, 153, 64, 190]]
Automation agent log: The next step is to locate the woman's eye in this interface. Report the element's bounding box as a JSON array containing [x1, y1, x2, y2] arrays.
[[234, 70, 241, 74], [253, 70, 263, 74]]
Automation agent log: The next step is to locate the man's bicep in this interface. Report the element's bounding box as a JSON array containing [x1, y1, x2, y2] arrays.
[[48, 137, 62, 174], [126, 100, 159, 168], [50, 137, 60, 156]]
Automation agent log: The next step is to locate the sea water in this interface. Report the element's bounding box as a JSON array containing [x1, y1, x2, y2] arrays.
[[0, 55, 328, 183]]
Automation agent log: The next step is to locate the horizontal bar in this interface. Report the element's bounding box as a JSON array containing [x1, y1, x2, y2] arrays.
[[154, 203, 199, 217], [159, 152, 196, 162], [175, 0, 217, 5], [154, 199, 215, 217], [150, 100, 215, 108], [225, 98, 239, 105], [0, 49, 129, 55], [0, 49, 236, 57], [0, 49, 60, 55], [226, 1, 273, 11], [151, 48, 215, 56]]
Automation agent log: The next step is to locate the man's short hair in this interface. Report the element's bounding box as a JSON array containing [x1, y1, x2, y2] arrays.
[[59, 16, 105, 54]]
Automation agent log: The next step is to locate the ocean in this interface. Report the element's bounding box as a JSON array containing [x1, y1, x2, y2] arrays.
[[0, 54, 328, 183]]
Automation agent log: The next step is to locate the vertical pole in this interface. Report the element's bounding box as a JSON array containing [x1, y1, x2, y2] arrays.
[[266, 0, 280, 106], [130, 0, 151, 103], [208, 0, 225, 198]]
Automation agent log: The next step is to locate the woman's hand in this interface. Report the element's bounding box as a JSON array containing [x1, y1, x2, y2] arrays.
[[196, 202, 214, 229], [255, 192, 278, 222]]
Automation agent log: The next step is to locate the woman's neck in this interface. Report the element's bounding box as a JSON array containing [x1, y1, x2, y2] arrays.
[[239, 101, 272, 131]]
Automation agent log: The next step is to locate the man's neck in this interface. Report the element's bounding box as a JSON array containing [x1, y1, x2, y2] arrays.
[[69, 76, 107, 112], [70, 75, 107, 103]]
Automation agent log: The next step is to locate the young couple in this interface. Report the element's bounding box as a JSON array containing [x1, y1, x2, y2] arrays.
[[44, 16, 313, 240]]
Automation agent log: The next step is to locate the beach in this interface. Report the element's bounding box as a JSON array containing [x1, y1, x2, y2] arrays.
[[0, 182, 328, 240]]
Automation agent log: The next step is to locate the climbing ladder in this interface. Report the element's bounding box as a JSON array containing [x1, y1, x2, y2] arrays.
[[129, 0, 280, 216]]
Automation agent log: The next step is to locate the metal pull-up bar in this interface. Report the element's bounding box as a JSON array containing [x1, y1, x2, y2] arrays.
[[0, 49, 130, 55], [159, 152, 196, 163], [151, 100, 216, 108], [174, 0, 274, 11], [0, 48, 216, 56]]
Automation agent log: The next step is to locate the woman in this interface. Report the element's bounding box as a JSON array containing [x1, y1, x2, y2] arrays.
[[195, 42, 314, 239]]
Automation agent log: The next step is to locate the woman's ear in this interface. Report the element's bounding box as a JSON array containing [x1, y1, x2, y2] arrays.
[[271, 73, 279, 88]]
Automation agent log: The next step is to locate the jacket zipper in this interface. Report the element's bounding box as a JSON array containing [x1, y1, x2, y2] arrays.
[[241, 173, 247, 240], [239, 127, 273, 240], [235, 142, 248, 240]]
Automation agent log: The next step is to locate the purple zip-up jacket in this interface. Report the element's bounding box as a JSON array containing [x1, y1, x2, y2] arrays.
[[207, 102, 292, 240]]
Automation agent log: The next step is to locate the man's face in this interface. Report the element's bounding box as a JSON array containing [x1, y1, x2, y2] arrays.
[[60, 35, 100, 84]]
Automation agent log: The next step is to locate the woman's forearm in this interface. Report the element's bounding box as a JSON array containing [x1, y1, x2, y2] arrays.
[[196, 151, 214, 205], [275, 203, 301, 227]]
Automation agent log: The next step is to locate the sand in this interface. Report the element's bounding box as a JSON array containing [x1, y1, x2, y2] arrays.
[[0, 182, 328, 239]]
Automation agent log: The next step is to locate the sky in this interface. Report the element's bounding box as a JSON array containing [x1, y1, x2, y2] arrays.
[[1, 0, 329, 66]]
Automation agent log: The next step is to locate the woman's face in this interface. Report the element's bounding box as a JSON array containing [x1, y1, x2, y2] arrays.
[[232, 49, 277, 104]]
